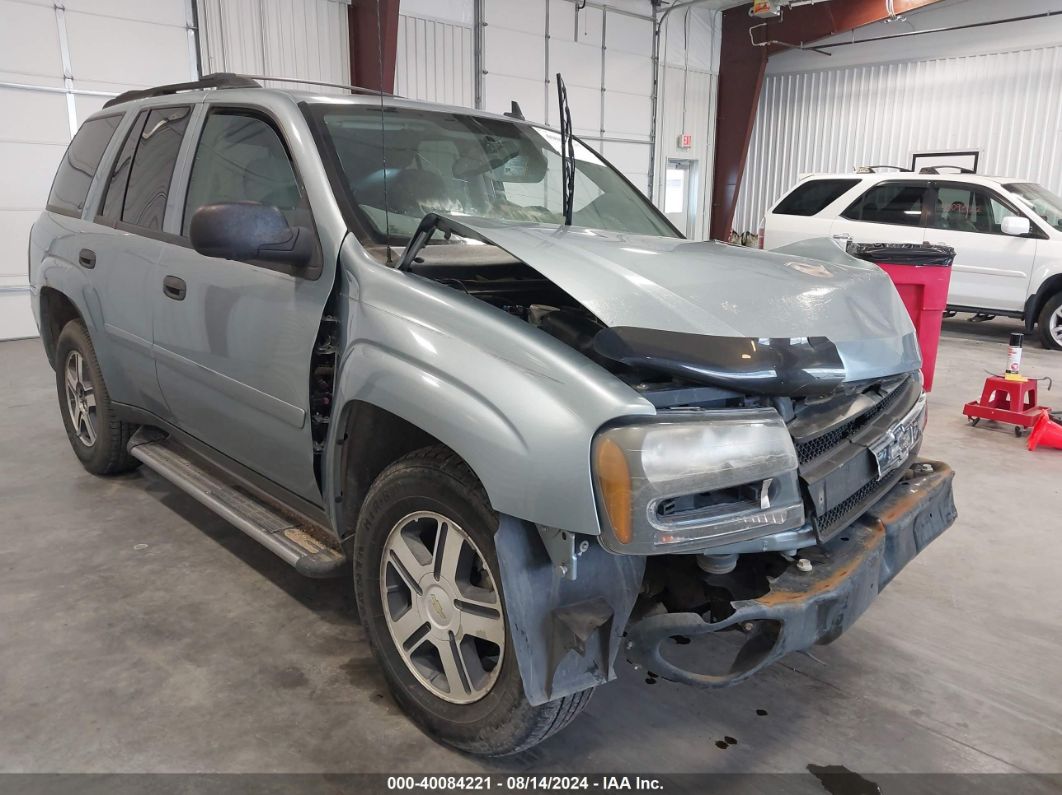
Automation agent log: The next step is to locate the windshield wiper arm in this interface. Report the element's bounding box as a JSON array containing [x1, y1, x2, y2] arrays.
[[556, 73, 575, 226]]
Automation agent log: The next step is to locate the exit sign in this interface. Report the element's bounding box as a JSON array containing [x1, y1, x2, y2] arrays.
[[677, 133, 692, 149]]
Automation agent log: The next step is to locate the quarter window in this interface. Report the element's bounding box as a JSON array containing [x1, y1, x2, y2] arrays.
[[773, 179, 860, 217], [182, 110, 305, 235], [47, 115, 122, 216], [842, 183, 928, 227], [119, 106, 191, 231]]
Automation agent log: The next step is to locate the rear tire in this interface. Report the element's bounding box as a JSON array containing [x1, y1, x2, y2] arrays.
[[1036, 292, 1062, 350], [353, 445, 592, 756], [54, 320, 140, 475]]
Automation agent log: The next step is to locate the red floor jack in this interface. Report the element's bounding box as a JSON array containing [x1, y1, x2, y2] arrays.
[[962, 333, 1051, 437]]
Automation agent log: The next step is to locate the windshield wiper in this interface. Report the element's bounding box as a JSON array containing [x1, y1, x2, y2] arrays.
[[556, 73, 575, 226]]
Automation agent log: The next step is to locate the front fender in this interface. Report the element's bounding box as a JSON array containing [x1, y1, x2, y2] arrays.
[[323, 244, 655, 536]]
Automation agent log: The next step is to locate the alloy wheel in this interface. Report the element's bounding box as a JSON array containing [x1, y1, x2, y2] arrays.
[[380, 511, 505, 704], [64, 350, 97, 447], [1051, 306, 1062, 347]]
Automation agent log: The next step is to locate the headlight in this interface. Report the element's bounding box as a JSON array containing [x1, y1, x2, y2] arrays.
[[592, 408, 805, 554]]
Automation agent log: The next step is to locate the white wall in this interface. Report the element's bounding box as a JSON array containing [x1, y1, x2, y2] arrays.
[[734, 0, 1062, 233], [0, 0, 197, 341], [196, 0, 350, 92], [395, 0, 721, 238]]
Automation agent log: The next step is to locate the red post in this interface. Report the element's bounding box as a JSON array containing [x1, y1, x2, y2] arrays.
[[348, 0, 400, 92]]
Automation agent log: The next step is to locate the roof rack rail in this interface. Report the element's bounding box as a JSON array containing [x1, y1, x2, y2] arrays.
[[918, 166, 976, 174], [855, 165, 912, 173], [238, 74, 392, 96], [103, 72, 260, 108]]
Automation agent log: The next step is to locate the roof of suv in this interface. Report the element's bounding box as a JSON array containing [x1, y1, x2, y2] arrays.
[[800, 171, 1029, 186]]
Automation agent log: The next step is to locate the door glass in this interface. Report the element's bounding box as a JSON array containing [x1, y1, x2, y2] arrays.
[[842, 183, 926, 227], [47, 114, 122, 216], [182, 110, 304, 234], [933, 185, 1016, 235], [774, 179, 860, 217], [118, 106, 191, 231]]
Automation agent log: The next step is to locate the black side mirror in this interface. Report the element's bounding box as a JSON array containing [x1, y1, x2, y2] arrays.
[[189, 202, 314, 267]]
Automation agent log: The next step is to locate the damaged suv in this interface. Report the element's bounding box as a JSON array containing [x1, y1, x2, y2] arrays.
[[30, 74, 956, 755]]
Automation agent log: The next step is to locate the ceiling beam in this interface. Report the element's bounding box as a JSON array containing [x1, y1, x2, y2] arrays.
[[348, 0, 400, 92], [708, 0, 944, 240]]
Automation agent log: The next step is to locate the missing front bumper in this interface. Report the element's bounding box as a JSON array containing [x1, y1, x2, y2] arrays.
[[624, 458, 956, 688]]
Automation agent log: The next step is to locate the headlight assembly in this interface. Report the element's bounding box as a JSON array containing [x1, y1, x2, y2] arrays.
[[591, 408, 805, 554]]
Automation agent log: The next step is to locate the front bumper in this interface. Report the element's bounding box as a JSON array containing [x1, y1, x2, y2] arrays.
[[624, 458, 956, 688]]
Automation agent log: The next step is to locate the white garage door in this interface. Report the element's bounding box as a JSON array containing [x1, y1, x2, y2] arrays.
[[0, 0, 196, 341]]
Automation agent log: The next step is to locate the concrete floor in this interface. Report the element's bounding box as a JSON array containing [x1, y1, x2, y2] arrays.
[[1, 317, 1061, 777]]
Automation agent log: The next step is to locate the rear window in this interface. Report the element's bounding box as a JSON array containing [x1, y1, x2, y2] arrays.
[[47, 115, 122, 216], [773, 179, 860, 216], [842, 182, 927, 227], [120, 106, 191, 231]]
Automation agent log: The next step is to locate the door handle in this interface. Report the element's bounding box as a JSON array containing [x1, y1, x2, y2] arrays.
[[162, 275, 187, 301], [78, 248, 96, 269]]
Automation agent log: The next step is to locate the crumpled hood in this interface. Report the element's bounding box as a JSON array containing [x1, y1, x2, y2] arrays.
[[445, 218, 921, 385]]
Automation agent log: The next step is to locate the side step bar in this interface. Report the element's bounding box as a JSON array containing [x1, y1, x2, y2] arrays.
[[128, 430, 347, 578]]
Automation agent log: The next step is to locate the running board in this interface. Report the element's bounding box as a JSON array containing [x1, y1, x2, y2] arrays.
[[128, 430, 347, 578]]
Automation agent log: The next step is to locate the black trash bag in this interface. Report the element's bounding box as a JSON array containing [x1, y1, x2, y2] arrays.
[[847, 242, 955, 267]]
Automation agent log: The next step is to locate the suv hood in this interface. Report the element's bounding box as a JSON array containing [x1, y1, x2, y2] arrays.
[[437, 218, 921, 390]]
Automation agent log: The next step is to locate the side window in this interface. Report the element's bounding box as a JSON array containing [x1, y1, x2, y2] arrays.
[[100, 111, 147, 221], [842, 182, 927, 227], [182, 110, 305, 235], [120, 106, 191, 231], [932, 185, 1016, 235], [47, 115, 122, 216], [773, 179, 860, 217]]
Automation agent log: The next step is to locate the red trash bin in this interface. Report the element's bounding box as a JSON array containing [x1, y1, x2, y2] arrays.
[[849, 244, 955, 391]]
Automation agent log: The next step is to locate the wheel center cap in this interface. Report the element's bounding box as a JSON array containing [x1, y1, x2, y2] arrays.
[[423, 584, 455, 630]]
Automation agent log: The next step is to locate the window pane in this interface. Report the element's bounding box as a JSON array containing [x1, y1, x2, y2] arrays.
[[121, 106, 191, 231], [774, 179, 859, 217], [664, 166, 687, 214], [843, 183, 926, 227], [932, 186, 1014, 235], [47, 115, 121, 215], [100, 111, 146, 220], [182, 111, 302, 235]]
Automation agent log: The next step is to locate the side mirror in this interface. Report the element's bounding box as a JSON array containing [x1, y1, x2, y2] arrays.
[[189, 202, 314, 267], [1001, 215, 1031, 237]]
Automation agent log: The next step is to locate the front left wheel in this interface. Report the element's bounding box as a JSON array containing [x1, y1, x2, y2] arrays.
[[54, 320, 140, 475], [353, 446, 592, 756]]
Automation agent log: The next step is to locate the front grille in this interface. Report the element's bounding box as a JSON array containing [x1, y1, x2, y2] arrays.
[[794, 380, 907, 465], [812, 454, 913, 539]]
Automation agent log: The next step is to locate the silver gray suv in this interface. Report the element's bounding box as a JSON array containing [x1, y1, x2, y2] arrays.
[[29, 73, 957, 755]]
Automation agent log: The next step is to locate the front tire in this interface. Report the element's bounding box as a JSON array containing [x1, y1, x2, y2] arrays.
[[353, 446, 592, 756], [1037, 292, 1062, 350], [54, 320, 140, 475]]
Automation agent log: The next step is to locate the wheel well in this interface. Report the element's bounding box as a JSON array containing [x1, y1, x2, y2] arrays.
[[1030, 275, 1062, 325], [335, 401, 456, 541], [39, 287, 82, 367]]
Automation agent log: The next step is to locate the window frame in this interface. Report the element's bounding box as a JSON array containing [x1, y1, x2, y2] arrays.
[[840, 180, 932, 228], [772, 178, 861, 218], [176, 103, 323, 279], [94, 103, 193, 246], [46, 112, 125, 219], [926, 181, 1047, 240]]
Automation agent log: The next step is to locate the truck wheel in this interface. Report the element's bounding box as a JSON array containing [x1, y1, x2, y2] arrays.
[[1037, 292, 1062, 350], [353, 446, 592, 756], [54, 320, 140, 475]]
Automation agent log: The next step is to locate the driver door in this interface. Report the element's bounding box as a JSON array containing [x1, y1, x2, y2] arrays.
[[152, 106, 334, 503]]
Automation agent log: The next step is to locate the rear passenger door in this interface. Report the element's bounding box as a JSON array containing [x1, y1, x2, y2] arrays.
[[152, 106, 334, 504], [89, 105, 192, 418], [764, 178, 861, 249], [832, 181, 930, 246]]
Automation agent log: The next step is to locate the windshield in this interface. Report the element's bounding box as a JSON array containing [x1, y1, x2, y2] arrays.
[[311, 105, 676, 244], [1005, 183, 1062, 231]]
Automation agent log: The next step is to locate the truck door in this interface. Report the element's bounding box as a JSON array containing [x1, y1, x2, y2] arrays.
[[924, 182, 1038, 312], [151, 106, 335, 503]]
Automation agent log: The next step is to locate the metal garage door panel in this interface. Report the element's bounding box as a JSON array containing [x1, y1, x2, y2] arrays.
[[484, 73, 545, 122], [550, 39, 601, 91], [0, 88, 69, 144], [604, 49, 652, 97], [0, 1, 63, 82], [0, 142, 64, 211], [64, 10, 192, 90], [484, 27, 544, 82], [547, 80, 601, 138], [604, 90, 651, 139], [62, 0, 187, 27], [605, 12, 652, 57], [484, 0, 544, 36]]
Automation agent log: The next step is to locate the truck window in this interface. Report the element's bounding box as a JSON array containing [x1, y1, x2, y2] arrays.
[[182, 110, 305, 235], [118, 106, 191, 232], [842, 182, 927, 227], [47, 115, 122, 217], [932, 185, 1021, 235], [773, 179, 860, 216]]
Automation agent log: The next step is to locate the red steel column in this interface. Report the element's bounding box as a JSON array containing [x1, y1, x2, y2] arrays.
[[708, 0, 943, 240], [348, 0, 401, 92]]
